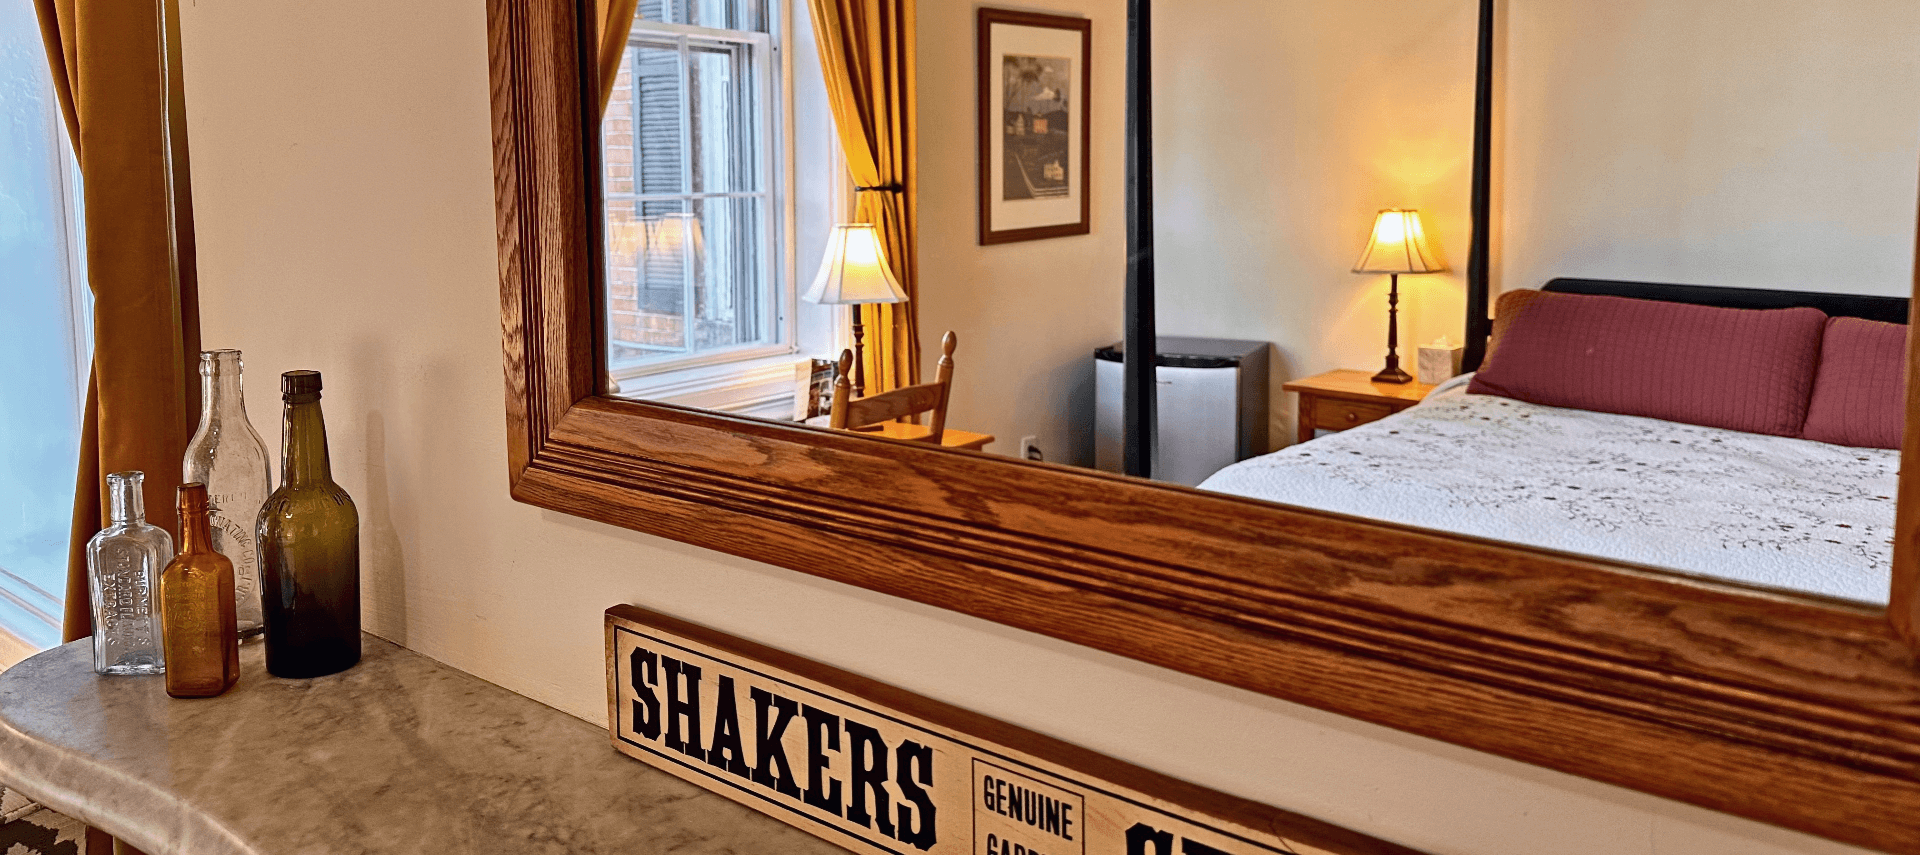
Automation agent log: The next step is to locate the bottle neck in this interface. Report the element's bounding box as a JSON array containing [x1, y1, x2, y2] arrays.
[[179, 507, 213, 553], [107, 479, 145, 525], [281, 399, 333, 487], [201, 355, 249, 425]]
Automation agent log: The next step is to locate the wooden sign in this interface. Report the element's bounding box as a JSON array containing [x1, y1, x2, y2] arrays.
[[606, 605, 1424, 855]]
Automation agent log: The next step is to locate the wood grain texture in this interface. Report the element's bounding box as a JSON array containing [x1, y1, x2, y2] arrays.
[[491, 0, 1920, 850], [1282, 370, 1436, 406], [1285, 371, 1433, 446]]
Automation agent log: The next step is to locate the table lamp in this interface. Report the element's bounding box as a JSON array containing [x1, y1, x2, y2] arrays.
[[804, 223, 908, 398], [1352, 209, 1445, 384]]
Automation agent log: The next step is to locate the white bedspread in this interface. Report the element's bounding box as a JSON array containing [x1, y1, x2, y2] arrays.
[[1199, 376, 1897, 604]]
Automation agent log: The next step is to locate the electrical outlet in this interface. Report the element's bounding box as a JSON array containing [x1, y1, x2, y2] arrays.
[[1019, 436, 1043, 462]]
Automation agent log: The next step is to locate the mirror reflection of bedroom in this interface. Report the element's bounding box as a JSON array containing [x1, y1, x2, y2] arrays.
[[596, 1, 1920, 606]]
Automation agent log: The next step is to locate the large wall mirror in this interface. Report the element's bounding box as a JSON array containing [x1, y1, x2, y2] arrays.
[[491, 0, 1920, 850]]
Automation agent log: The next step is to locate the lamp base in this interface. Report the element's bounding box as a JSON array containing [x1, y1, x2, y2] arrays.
[[1371, 364, 1414, 385], [1374, 272, 1413, 385]]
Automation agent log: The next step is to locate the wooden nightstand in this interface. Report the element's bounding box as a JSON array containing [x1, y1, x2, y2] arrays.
[[1283, 369, 1436, 444]]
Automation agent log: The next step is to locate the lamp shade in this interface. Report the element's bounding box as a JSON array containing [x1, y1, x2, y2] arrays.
[[1353, 209, 1445, 274], [804, 224, 908, 305]]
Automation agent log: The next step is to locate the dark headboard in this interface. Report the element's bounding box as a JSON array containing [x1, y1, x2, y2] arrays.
[[1542, 278, 1911, 325]]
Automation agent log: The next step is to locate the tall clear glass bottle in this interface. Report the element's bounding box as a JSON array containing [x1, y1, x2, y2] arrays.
[[85, 472, 170, 675], [183, 349, 270, 639], [158, 483, 240, 698], [258, 370, 361, 678]]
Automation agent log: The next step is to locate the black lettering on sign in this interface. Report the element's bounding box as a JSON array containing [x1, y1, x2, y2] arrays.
[[627, 647, 660, 740], [894, 739, 938, 851], [706, 675, 751, 779], [843, 719, 896, 837], [748, 687, 802, 798], [1127, 823, 1175, 855], [973, 760, 1085, 855], [801, 704, 844, 816], [609, 613, 1390, 855], [663, 657, 706, 761], [987, 834, 1053, 855], [984, 771, 1076, 841], [1126, 822, 1235, 855]]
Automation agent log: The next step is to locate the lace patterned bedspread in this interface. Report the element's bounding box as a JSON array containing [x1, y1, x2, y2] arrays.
[[1198, 376, 1897, 604]]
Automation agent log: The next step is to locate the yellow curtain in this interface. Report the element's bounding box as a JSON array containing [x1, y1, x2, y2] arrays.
[[38, 0, 202, 650], [807, 0, 920, 394], [596, 0, 639, 113]]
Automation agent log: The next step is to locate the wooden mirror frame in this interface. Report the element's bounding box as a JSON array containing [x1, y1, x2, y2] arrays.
[[489, 0, 1920, 850]]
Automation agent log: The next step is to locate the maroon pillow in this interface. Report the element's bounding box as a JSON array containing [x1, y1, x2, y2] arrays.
[[1467, 291, 1826, 437], [1800, 317, 1907, 449]]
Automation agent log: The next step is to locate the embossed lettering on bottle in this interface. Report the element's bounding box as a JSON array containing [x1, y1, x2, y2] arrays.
[[185, 349, 272, 639], [86, 472, 170, 675]]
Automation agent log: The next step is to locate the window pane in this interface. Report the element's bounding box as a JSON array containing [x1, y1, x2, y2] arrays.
[[689, 42, 759, 194], [608, 200, 695, 362], [689, 196, 769, 351], [0, 0, 84, 652], [627, 41, 686, 197], [637, 0, 768, 33]]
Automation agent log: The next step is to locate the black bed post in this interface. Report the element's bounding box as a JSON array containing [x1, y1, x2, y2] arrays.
[[1462, 0, 1496, 372], [1123, 0, 1157, 478]]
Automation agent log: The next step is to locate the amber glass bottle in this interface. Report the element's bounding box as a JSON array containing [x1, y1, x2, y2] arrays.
[[258, 370, 361, 678], [159, 483, 241, 698]]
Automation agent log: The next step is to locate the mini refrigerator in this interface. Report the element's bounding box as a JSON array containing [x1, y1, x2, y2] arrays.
[[1093, 337, 1270, 486]]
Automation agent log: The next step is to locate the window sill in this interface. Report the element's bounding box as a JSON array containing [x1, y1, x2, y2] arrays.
[[609, 354, 811, 421]]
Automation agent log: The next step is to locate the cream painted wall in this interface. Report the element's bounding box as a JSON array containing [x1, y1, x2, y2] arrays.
[[1155, 0, 1478, 448], [915, 1, 1127, 465], [1502, 1, 1920, 296], [173, 0, 1871, 853]]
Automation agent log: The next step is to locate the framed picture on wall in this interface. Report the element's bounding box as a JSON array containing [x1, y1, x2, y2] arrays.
[[977, 8, 1092, 245]]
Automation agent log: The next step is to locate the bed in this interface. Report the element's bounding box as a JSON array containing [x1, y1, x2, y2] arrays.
[[1200, 279, 1910, 606]]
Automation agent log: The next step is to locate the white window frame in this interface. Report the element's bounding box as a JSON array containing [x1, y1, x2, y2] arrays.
[[608, 9, 796, 392], [0, 42, 88, 654]]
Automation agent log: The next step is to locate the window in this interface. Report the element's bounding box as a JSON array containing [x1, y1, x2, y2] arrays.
[[604, 0, 785, 379], [0, 0, 90, 656]]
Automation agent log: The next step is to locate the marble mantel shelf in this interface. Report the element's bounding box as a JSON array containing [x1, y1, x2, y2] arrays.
[[0, 635, 850, 855]]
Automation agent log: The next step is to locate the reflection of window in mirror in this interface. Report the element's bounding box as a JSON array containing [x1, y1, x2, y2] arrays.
[[601, 0, 842, 419]]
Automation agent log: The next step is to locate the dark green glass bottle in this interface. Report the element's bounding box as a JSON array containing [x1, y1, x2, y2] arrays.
[[257, 370, 361, 678]]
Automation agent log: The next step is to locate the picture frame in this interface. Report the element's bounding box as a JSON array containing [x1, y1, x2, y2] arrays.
[[977, 9, 1092, 245]]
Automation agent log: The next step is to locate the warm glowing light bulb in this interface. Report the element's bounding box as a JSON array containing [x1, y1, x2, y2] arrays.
[[1372, 211, 1408, 245], [843, 226, 885, 268], [1353, 208, 1443, 275]]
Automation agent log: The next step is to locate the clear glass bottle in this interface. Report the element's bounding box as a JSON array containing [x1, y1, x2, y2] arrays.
[[85, 472, 170, 675], [183, 349, 270, 639], [159, 483, 240, 698], [258, 370, 361, 678]]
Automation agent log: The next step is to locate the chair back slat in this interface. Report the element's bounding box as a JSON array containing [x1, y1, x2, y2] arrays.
[[828, 332, 960, 444], [844, 383, 944, 427]]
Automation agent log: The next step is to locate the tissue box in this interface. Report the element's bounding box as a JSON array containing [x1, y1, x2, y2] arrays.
[[1418, 344, 1464, 385]]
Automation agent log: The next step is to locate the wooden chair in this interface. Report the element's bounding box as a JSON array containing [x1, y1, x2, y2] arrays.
[[831, 331, 958, 444]]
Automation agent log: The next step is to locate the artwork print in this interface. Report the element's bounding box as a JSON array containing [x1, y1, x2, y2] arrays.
[[977, 10, 1091, 244], [1001, 55, 1072, 202]]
